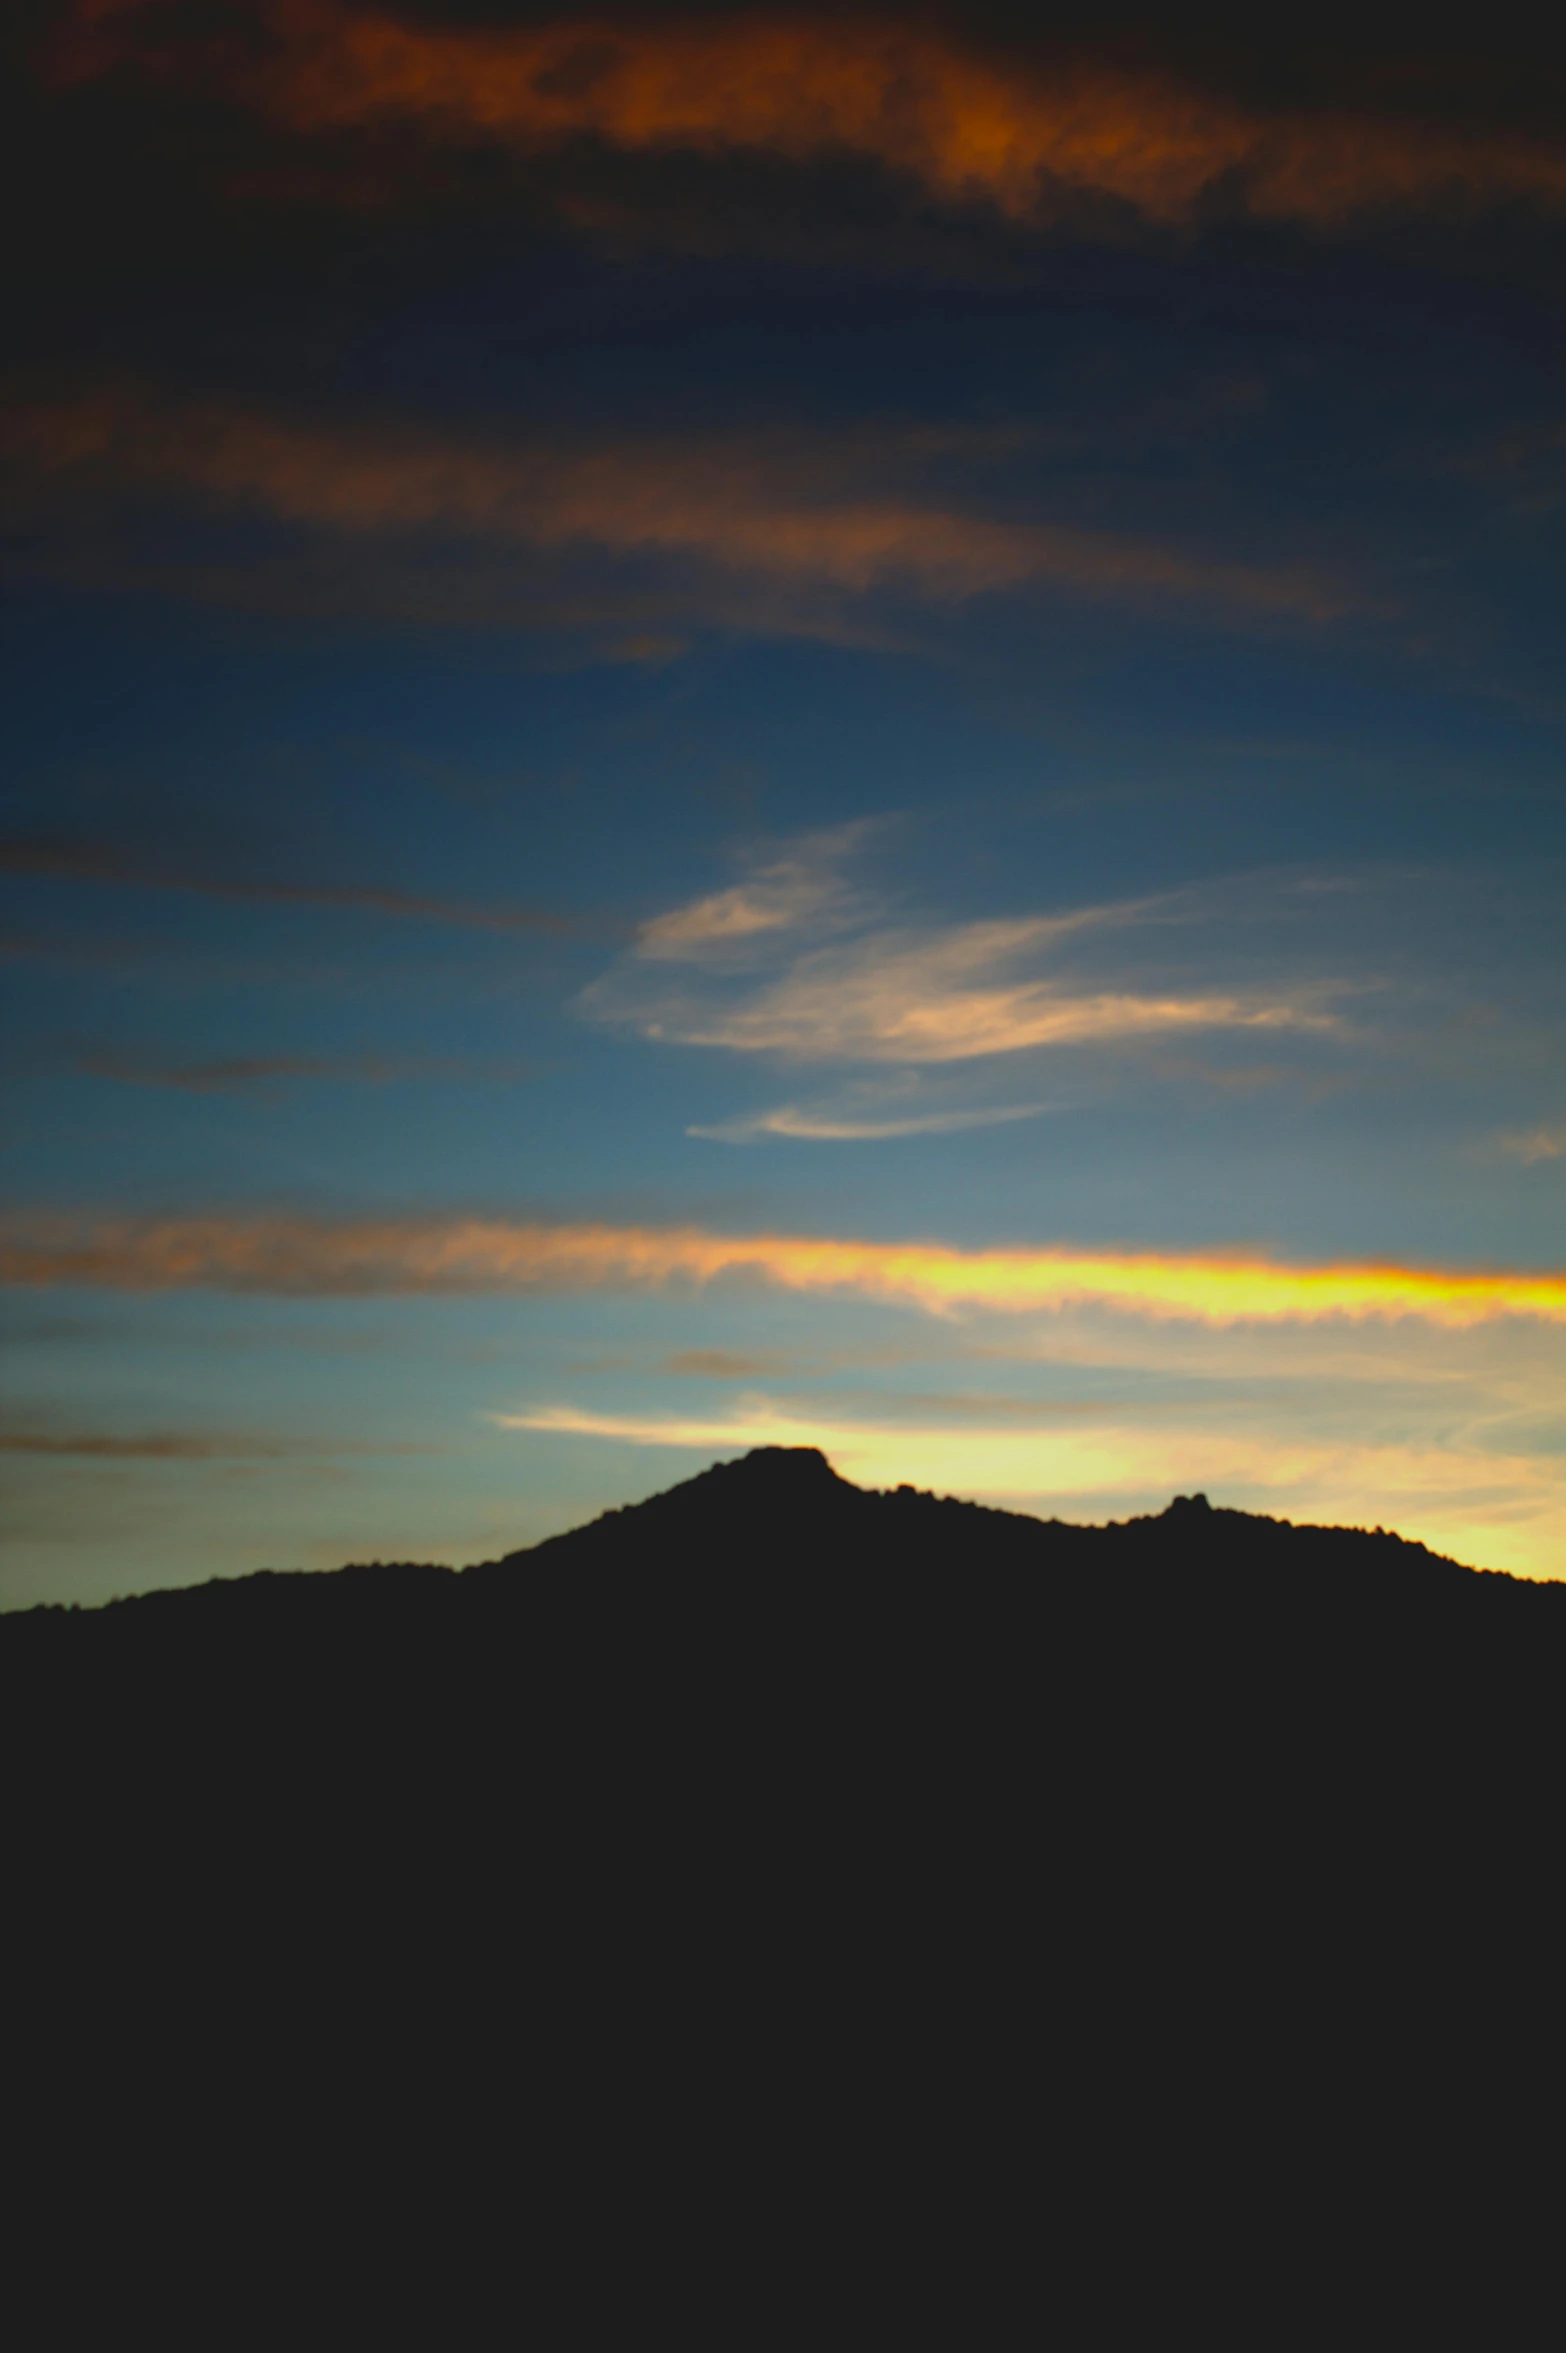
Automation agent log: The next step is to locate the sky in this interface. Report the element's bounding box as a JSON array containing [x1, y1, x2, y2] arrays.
[[4, 0, 1566, 1600]]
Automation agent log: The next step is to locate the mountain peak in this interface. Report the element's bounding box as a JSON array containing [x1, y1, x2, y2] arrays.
[[665, 1444, 859, 1504], [727, 1446, 840, 1479]]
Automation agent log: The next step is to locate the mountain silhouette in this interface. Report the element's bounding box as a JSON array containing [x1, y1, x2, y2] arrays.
[[7, 1446, 1559, 1813], [6, 1449, 1556, 2312], [4, 1441, 1538, 1627]]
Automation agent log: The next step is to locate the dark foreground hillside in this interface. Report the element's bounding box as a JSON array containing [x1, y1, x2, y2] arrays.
[[7, 1444, 1562, 1921], [6, 1449, 1562, 2326], [6, 1436, 1552, 1628]]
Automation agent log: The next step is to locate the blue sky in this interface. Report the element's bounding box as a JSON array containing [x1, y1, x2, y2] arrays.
[[5, 1, 1566, 1596]]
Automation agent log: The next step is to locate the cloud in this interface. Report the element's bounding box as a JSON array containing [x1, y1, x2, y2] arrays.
[[63, 1046, 529, 1091], [0, 833, 569, 932], [632, 926, 1334, 1062], [663, 1349, 785, 1380], [689, 1094, 1052, 1142], [636, 824, 873, 961], [5, 394, 1371, 634], [62, 7, 1566, 233], [0, 1431, 432, 1459], [5, 1210, 1566, 1329], [585, 844, 1340, 1066], [1498, 1126, 1566, 1165]]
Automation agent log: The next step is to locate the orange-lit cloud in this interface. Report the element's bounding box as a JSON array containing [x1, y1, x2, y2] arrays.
[[5, 392, 1361, 625], [71, 6, 1566, 231], [6, 1210, 1566, 1329]]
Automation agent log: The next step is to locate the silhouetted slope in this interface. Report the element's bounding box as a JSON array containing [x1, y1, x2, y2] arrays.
[[6, 1449, 1560, 2310]]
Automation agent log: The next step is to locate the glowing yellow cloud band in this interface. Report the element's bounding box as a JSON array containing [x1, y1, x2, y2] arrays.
[[5, 1212, 1566, 1327]]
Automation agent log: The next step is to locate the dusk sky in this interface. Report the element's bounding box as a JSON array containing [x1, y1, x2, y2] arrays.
[[6, 0, 1566, 1600]]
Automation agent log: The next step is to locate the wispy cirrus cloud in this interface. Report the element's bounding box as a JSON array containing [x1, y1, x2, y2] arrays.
[[635, 824, 873, 959], [5, 1210, 1566, 1329], [57, 6, 1566, 233], [581, 830, 1341, 1070], [610, 919, 1336, 1062]]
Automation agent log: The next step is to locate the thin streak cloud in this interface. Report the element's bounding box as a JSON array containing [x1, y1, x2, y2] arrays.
[[7, 396, 1370, 629], [0, 834, 569, 932], [5, 1212, 1566, 1328], [0, 1431, 434, 1459], [689, 1098, 1051, 1143], [59, 1045, 532, 1092]]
